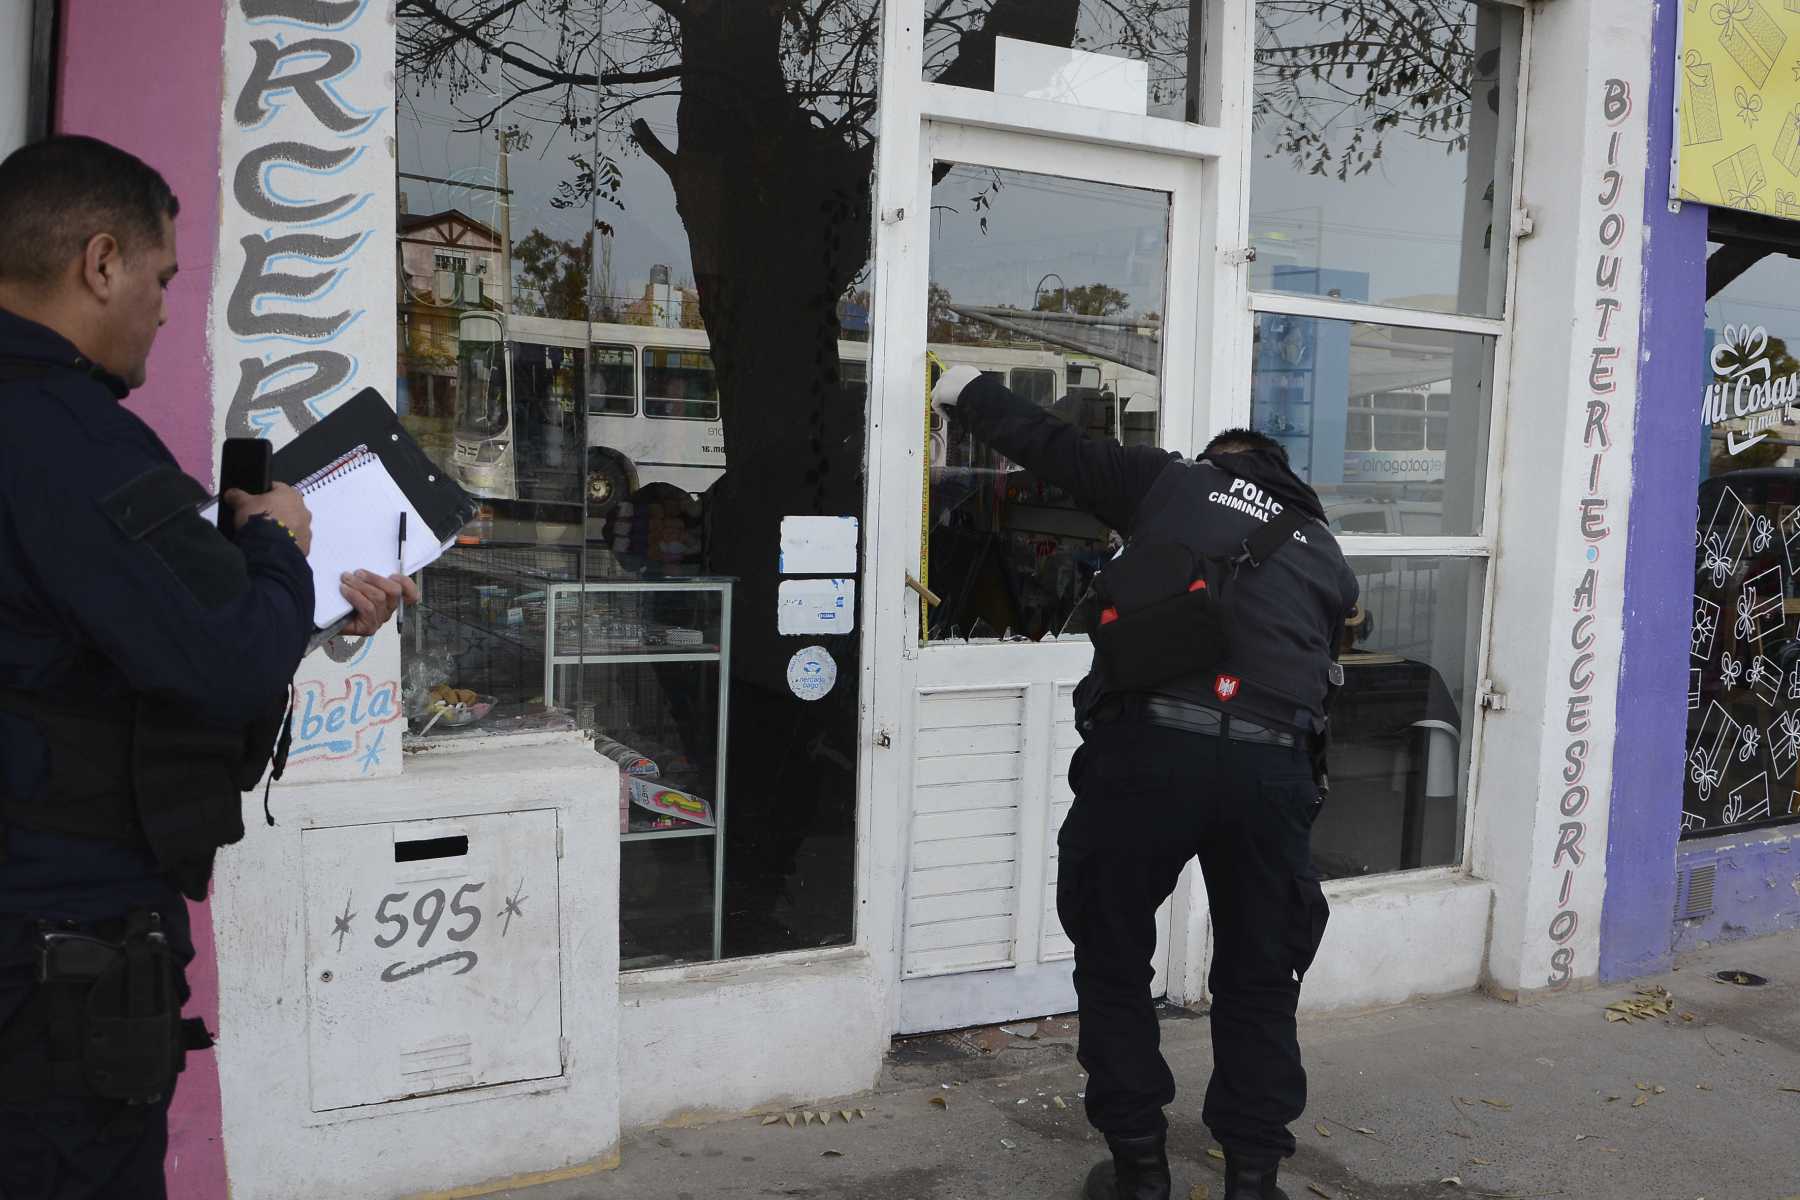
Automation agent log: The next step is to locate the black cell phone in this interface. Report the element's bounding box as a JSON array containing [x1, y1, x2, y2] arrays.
[[219, 437, 273, 532]]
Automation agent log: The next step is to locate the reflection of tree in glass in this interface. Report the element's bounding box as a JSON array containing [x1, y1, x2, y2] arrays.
[[397, 0, 1094, 954], [1256, 0, 1500, 180], [923, 1, 1195, 115], [511, 229, 592, 321], [928, 283, 960, 344], [1034, 283, 1131, 317]]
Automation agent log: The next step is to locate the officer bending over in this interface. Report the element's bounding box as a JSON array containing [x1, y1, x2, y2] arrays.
[[931, 365, 1359, 1200], [0, 135, 417, 1199]]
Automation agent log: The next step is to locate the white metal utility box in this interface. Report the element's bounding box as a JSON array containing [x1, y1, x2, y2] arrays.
[[302, 808, 564, 1110], [213, 731, 619, 1200]]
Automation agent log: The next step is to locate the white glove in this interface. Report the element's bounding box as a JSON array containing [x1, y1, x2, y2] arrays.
[[931, 364, 981, 425]]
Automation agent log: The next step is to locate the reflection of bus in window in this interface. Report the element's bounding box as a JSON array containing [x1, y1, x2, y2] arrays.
[[1342, 386, 1449, 484], [449, 310, 514, 497], [643, 348, 720, 420], [448, 314, 1161, 512]]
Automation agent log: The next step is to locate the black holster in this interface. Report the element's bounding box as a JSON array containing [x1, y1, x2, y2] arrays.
[[1310, 660, 1345, 805], [27, 912, 211, 1105]]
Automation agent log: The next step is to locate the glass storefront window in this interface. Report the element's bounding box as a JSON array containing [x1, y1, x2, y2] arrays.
[[1250, 314, 1496, 537], [1314, 555, 1483, 878], [924, 163, 1169, 642], [1249, 0, 1522, 317], [922, 2, 1203, 123], [1685, 231, 1800, 836], [396, 0, 881, 963]]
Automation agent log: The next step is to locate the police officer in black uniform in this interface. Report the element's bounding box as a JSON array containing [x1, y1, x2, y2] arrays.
[[0, 135, 416, 1199], [931, 365, 1358, 1200]]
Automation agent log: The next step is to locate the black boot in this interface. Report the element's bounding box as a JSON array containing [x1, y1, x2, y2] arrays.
[[1222, 1156, 1289, 1200], [1082, 1131, 1171, 1200]]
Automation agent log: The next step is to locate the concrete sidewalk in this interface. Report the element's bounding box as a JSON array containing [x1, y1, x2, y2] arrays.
[[491, 936, 1800, 1200]]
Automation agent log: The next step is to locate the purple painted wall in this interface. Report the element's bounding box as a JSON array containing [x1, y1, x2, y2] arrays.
[[57, 2, 230, 1196], [1600, 0, 1710, 982], [1671, 828, 1800, 951]]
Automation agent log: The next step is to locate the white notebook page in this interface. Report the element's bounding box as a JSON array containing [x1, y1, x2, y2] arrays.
[[299, 450, 446, 628]]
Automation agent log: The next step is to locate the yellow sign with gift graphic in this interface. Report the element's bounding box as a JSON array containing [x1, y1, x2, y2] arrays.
[[1676, 0, 1800, 216]]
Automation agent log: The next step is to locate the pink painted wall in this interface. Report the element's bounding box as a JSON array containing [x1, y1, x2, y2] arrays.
[[58, 0, 223, 485], [57, 3, 230, 1196]]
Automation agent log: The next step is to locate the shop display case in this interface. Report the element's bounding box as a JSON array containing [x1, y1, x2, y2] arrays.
[[546, 579, 731, 966], [405, 548, 732, 967]]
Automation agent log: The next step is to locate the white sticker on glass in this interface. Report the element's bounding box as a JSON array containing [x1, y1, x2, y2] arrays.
[[778, 515, 859, 574], [778, 578, 856, 635]]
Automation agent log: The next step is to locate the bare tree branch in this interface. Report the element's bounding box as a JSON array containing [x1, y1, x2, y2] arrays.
[[400, 0, 683, 91], [630, 116, 678, 180]]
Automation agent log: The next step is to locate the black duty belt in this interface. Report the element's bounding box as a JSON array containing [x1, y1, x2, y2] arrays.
[[1097, 694, 1299, 748]]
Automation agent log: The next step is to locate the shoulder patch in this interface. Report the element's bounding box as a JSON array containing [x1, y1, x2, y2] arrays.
[[101, 468, 250, 608], [100, 467, 207, 542]]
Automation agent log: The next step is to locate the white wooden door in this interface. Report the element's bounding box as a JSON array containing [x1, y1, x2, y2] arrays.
[[891, 124, 1209, 1034]]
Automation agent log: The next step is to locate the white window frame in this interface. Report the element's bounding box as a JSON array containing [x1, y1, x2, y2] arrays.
[[865, 0, 1534, 885], [1229, 0, 1536, 877]]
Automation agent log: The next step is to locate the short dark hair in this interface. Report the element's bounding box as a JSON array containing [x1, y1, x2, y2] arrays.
[[0, 135, 180, 286], [1204, 427, 1289, 463]]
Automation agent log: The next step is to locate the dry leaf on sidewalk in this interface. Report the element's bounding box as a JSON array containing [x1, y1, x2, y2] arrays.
[[1479, 1099, 1512, 1110], [1440, 1176, 1463, 1187], [1307, 1185, 1332, 1199], [1315, 1123, 1332, 1137], [1188, 1186, 1210, 1200], [1207, 1149, 1225, 1161], [929, 1096, 948, 1109], [1606, 988, 1674, 1022], [1631, 1094, 1648, 1108]]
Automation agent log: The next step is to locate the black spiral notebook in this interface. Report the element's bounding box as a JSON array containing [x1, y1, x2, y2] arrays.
[[268, 387, 477, 629]]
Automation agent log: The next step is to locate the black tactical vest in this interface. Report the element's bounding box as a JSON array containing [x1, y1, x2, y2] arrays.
[[0, 691, 285, 900], [1075, 457, 1355, 735], [0, 354, 288, 899]]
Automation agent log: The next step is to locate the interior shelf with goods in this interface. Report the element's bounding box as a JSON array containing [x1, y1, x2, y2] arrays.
[[402, 548, 733, 967]]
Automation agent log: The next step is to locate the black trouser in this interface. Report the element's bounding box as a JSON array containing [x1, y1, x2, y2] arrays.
[[0, 907, 192, 1200], [1057, 720, 1329, 1167]]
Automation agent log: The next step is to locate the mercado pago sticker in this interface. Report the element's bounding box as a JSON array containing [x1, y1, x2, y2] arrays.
[[1704, 324, 1800, 456], [786, 645, 837, 702]]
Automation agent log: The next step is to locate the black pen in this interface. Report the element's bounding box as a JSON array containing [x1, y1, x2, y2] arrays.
[[397, 512, 407, 629]]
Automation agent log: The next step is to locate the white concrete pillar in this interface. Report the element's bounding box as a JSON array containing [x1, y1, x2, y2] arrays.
[[1, 0, 34, 156], [1471, 0, 1652, 995]]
